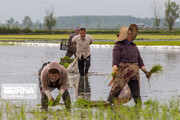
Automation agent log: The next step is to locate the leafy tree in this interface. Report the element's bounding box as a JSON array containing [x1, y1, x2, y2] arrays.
[[6, 18, 14, 28], [33, 20, 42, 29], [43, 9, 56, 31], [151, 1, 162, 31], [22, 16, 33, 29], [164, 0, 180, 31], [13, 21, 19, 28]]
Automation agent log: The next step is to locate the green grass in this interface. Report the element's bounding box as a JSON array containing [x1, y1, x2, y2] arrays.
[[135, 41, 180, 46], [137, 34, 180, 40], [0, 42, 15, 45], [1, 98, 180, 119], [94, 40, 180, 46], [0, 34, 180, 46], [0, 34, 180, 41], [0, 35, 69, 41]]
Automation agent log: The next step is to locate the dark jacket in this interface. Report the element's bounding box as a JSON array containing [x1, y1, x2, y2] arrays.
[[113, 41, 144, 68]]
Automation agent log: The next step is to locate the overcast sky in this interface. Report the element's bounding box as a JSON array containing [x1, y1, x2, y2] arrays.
[[0, 0, 180, 23]]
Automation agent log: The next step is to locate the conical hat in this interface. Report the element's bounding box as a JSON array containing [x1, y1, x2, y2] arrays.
[[115, 24, 138, 43]]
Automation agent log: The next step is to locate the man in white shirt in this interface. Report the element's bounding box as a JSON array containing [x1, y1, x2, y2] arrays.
[[72, 28, 94, 77]]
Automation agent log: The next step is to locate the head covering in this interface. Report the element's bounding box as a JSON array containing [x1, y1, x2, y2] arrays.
[[47, 62, 61, 82], [115, 24, 138, 43]]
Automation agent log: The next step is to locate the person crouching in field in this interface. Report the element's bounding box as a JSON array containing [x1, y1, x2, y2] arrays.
[[38, 62, 71, 111], [107, 24, 151, 106], [72, 27, 94, 77]]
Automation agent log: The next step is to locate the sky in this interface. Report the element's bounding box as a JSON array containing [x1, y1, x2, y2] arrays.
[[0, 0, 180, 23]]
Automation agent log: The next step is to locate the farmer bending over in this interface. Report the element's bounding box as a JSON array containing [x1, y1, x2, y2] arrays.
[[38, 61, 71, 111], [72, 27, 94, 77]]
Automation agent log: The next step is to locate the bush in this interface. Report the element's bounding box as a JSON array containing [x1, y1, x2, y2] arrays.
[[0, 26, 180, 35], [21, 28, 32, 34], [0, 26, 21, 34]]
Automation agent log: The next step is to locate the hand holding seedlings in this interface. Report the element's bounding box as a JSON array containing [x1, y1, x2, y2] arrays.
[[48, 98, 55, 106], [146, 64, 164, 88], [105, 65, 117, 85], [148, 64, 164, 79], [146, 72, 151, 79], [54, 95, 61, 104]]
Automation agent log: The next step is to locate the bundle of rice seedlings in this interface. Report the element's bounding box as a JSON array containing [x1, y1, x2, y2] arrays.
[[147, 64, 164, 88], [104, 72, 116, 84], [59, 56, 75, 68], [149, 64, 164, 77], [74, 98, 91, 107]]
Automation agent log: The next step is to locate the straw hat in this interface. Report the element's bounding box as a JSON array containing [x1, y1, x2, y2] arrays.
[[115, 24, 138, 43]]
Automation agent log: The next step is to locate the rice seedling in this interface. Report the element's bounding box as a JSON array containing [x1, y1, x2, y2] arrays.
[[1, 97, 180, 119], [74, 98, 91, 108], [149, 64, 164, 76], [146, 64, 164, 88], [104, 73, 114, 84], [60, 56, 75, 68]]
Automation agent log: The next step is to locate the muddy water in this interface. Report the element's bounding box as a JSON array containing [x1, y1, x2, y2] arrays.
[[0, 44, 180, 107]]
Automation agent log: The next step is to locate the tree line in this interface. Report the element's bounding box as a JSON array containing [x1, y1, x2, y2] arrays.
[[0, 0, 179, 33]]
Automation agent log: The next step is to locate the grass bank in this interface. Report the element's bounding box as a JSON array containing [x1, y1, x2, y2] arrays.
[[0, 34, 180, 46], [0, 34, 180, 41], [94, 40, 180, 46]]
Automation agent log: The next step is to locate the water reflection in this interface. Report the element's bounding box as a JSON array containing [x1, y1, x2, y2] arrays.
[[165, 52, 177, 62], [0, 45, 180, 107], [78, 76, 91, 101]]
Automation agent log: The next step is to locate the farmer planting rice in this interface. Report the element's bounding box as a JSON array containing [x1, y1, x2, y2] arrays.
[[72, 27, 94, 77], [107, 24, 151, 106], [38, 61, 71, 111], [65, 27, 79, 58]]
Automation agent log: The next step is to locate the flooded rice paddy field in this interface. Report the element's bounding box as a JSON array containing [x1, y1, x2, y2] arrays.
[[0, 44, 180, 108]]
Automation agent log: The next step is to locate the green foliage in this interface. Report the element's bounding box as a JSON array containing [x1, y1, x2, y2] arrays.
[[74, 98, 91, 107], [104, 72, 116, 84], [147, 64, 164, 87], [164, 0, 180, 31], [1, 27, 180, 35], [21, 27, 32, 33], [60, 56, 75, 68], [63, 63, 69, 68], [6, 18, 14, 28], [44, 10, 56, 31], [2, 98, 180, 119], [22, 16, 33, 29], [149, 64, 164, 76], [0, 26, 21, 34]]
